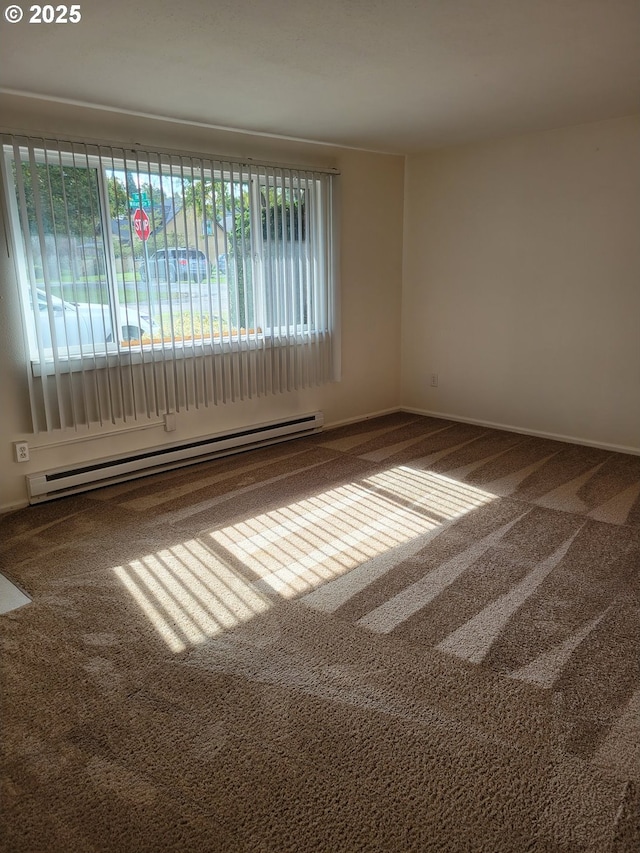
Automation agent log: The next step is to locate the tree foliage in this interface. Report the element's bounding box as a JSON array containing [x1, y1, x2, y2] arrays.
[[106, 173, 130, 220], [15, 162, 102, 239]]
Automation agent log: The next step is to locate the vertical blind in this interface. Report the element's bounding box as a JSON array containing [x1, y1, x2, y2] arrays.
[[1, 135, 340, 432]]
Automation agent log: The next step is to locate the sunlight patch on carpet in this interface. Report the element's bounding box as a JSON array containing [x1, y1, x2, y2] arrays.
[[210, 466, 496, 598], [113, 540, 271, 653], [112, 466, 496, 651]]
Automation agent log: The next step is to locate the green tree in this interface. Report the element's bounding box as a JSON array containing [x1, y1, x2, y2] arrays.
[[106, 173, 129, 219], [16, 161, 101, 239], [183, 177, 232, 228]]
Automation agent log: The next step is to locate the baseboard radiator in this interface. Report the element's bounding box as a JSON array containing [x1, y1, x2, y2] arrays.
[[26, 412, 324, 504]]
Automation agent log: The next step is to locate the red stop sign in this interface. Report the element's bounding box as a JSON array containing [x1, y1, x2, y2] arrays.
[[133, 208, 150, 241]]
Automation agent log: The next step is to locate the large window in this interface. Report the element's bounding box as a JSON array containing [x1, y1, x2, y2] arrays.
[[2, 136, 339, 430]]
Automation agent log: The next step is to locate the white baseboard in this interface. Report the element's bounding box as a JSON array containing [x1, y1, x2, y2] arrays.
[[4, 406, 636, 514], [401, 407, 640, 457], [324, 407, 402, 431]]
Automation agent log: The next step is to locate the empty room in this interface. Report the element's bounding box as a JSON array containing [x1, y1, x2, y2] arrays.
[[0, 1, 639, 851]]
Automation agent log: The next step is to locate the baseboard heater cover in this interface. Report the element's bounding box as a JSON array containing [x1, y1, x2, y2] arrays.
[[26, 412, 324, 504]]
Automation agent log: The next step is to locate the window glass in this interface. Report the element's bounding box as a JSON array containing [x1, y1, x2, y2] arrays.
[[3, 140, 334, 366]]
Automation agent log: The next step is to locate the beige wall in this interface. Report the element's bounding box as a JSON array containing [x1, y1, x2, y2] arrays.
[[0, 94, 404, 510], [401, 115, 640, 452]]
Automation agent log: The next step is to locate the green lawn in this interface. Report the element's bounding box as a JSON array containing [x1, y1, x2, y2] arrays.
[[37, 274, 228, 307]]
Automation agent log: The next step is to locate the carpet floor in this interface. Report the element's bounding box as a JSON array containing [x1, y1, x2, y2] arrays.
[[1, 413, 639, 852]]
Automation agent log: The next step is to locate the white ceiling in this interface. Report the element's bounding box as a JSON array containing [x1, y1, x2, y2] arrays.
[[1, 0, 638, 153]]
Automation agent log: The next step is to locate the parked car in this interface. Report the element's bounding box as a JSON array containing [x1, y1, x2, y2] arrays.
[[138, 248, 209, 284], [35, 289, 157, 349]]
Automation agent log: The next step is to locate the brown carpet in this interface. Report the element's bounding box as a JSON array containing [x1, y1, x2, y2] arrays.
[[1, 413, 639, 852]]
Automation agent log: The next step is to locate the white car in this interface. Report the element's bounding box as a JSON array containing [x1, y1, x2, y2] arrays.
[[36, 289, 156, 349]]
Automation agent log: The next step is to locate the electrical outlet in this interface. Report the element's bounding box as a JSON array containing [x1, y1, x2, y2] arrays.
[[14, 441, 30, 463], [430, 373, 439, 388]]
